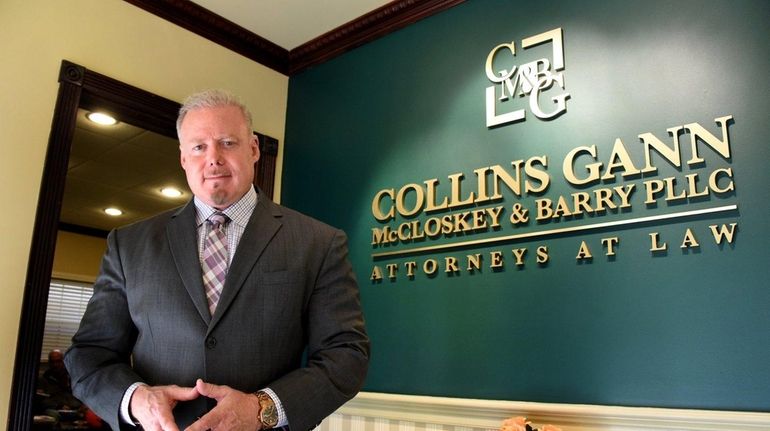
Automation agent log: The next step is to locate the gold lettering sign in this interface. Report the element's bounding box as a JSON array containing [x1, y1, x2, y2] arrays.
[[368, 115, 739, 281]]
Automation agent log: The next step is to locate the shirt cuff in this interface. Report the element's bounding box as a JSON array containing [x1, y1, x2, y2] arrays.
[[261, 387, 288, 428], [120, 382, 147, 425]]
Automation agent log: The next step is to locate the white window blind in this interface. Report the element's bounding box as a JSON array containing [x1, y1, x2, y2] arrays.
[[41, 279, 93, 361]]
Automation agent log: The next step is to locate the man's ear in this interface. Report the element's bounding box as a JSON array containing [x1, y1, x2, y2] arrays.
[[179, 146, 187, 169], [252, 134, 261, 162]]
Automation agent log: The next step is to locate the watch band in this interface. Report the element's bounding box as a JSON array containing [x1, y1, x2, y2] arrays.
[[255, 390, 279, 429]]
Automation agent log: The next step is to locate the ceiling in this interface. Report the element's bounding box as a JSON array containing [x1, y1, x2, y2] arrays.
[[62, 109, 189, 233], [188, 0, 393, 50], [61, 1, 443, 235]]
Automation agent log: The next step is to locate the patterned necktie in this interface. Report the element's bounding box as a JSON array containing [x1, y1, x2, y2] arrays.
[[202, 212, 229, 315]]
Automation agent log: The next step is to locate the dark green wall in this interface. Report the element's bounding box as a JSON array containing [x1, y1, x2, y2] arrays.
[[283, 0, 770, 411]]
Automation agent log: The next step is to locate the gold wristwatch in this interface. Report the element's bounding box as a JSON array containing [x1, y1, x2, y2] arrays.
[[255, 391, 279, 429]]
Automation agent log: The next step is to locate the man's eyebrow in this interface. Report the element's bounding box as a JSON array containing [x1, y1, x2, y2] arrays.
[[217, 134, 239, 140]]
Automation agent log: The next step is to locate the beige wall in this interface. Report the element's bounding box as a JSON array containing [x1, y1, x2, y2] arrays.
[[52, 231, 107, 283], [0, 0, 288, 423]]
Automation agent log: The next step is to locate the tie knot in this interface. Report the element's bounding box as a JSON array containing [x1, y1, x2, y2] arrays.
[[208, 212, 228, 228]]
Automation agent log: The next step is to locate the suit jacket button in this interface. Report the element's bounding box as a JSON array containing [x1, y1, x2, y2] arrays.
[[206, 336, 217, 349]]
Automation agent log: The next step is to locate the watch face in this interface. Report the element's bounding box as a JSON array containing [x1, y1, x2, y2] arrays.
[[257, 392, 279, 428], [261, 405, 278, 427]]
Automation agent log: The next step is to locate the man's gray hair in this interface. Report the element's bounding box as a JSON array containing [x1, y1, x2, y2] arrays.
[[176, 89, 254, 137]]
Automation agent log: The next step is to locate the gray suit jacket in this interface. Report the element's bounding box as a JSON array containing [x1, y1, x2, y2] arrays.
[[65, 194, 370, 431]]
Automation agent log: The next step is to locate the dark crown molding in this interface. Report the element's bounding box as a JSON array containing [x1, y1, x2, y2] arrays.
[[289, 0, 465, 75], [123, 0, 464, 76], [123, 0, 289, 74]]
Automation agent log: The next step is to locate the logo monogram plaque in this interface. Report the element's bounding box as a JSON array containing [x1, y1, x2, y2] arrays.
[[485, 28, 569, 128]]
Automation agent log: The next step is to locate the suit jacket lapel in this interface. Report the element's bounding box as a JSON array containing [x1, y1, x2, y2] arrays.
[[209, 195, 283, 331], [167, 201, 212, 325]]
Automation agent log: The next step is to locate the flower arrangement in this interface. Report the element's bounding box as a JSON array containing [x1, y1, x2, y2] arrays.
[[500, 416, 561, 431]]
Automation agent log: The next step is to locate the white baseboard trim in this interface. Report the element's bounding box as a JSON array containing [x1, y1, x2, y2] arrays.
[[318, 392, 770, 431]]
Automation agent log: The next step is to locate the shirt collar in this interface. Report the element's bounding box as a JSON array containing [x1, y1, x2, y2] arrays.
[[194, 186, 258, 228]]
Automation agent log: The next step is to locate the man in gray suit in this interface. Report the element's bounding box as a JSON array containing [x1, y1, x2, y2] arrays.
[[65, 90, 370, 431]]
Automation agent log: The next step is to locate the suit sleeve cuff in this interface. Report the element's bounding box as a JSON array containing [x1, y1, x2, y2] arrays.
[[261, 387, 288, 428], [120, 382, 147, 425]]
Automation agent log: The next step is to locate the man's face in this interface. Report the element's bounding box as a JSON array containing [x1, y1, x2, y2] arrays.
[[179, 105, 260, 209], [49, 351, 65, 371]]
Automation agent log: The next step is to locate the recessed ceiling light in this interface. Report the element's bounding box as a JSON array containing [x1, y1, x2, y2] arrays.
[[104, 207, 123, 216], [160, 187, 183, 198], [87, 112, 118, 126]]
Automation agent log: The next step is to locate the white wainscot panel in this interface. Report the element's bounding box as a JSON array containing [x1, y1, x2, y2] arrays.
[[316, 392, 770, 431]]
